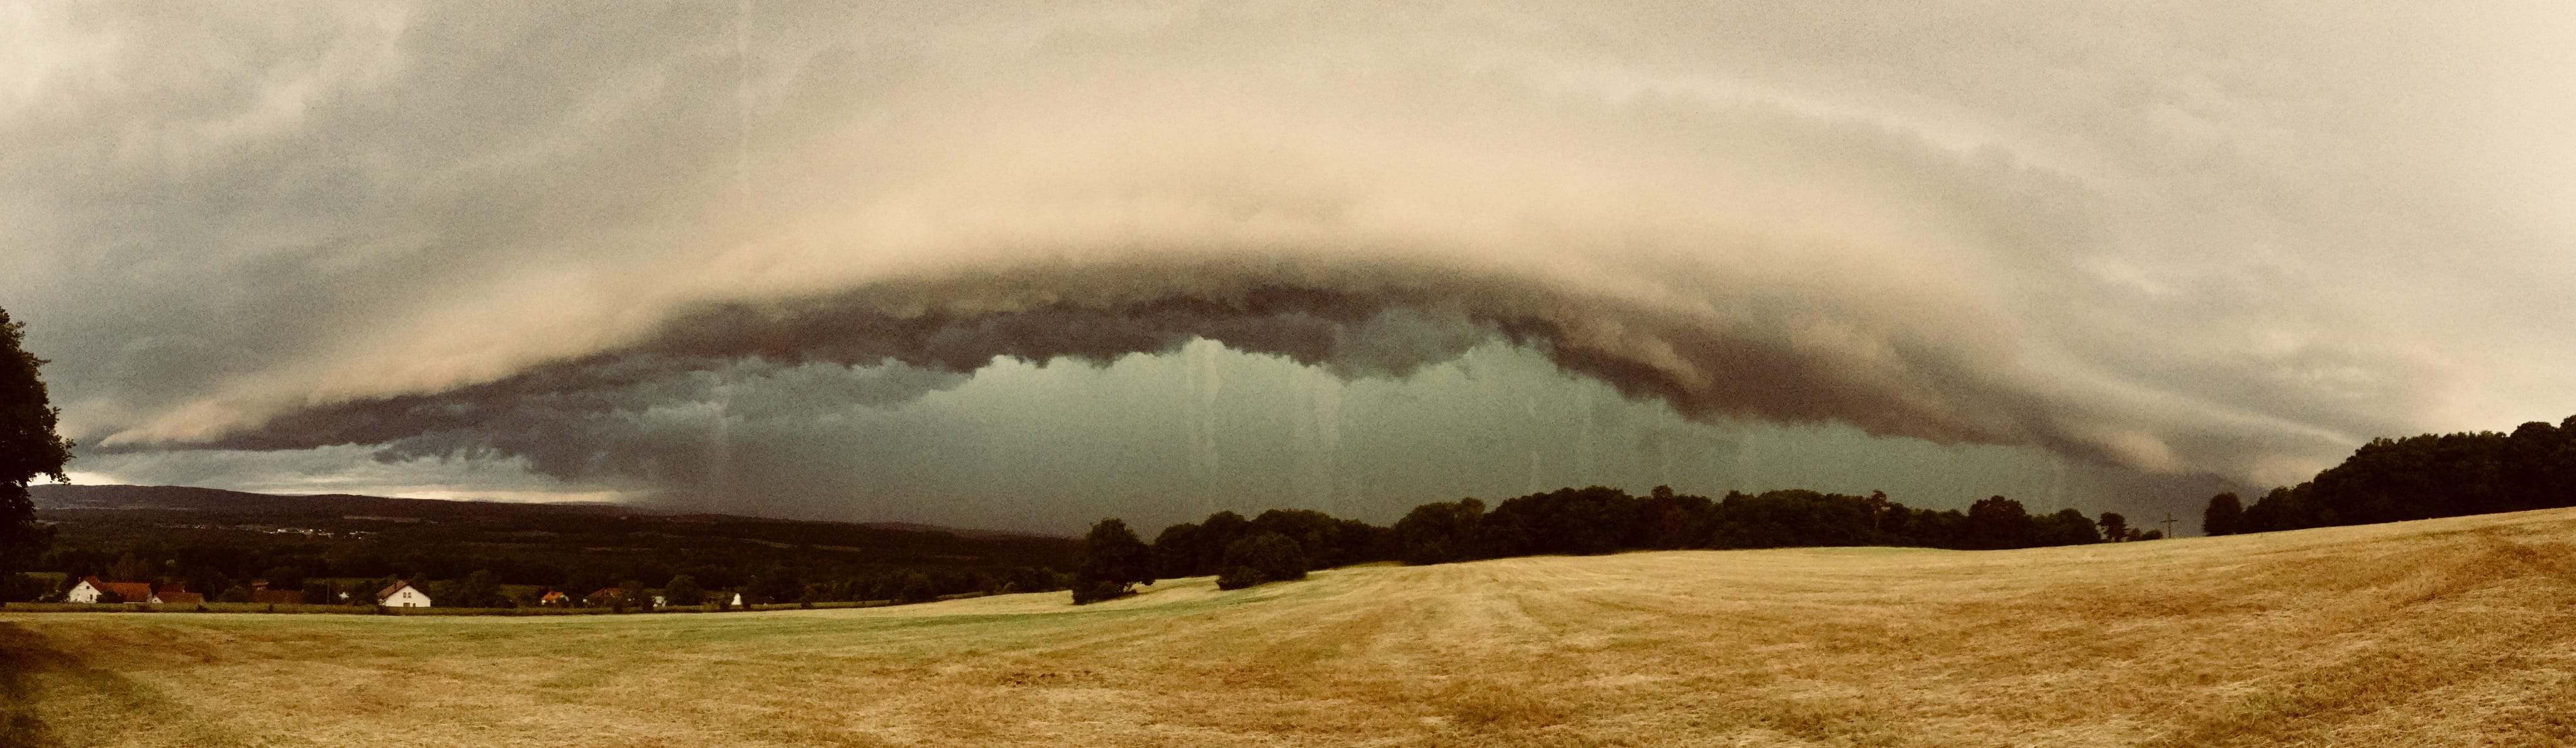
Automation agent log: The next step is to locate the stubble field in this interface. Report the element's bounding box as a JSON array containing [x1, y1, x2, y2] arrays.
[[8, 508, 2576, 746]]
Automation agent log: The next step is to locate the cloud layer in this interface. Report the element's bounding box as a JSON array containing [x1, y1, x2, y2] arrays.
[[8, 2, 2575, 522]]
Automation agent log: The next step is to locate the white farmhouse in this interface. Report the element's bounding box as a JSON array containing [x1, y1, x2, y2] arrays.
[[376, 580, 433, 608], [65, 577, 158, 604]]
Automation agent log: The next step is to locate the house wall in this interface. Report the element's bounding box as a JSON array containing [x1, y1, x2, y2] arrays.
[[66, 581, 99, 603], [387, 588, 432, 607]]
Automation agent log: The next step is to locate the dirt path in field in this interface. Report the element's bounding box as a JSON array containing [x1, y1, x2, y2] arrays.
[[11, 509, 2576, 745]]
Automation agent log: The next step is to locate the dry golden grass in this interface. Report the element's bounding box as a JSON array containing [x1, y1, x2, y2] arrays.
[[11, 507, 2576, 746]]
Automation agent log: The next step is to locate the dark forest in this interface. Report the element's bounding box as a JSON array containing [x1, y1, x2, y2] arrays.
[[2205, 415, 2576, 536]]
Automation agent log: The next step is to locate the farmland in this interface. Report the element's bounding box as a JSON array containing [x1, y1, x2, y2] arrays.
[[9, 507, 2576, 746]]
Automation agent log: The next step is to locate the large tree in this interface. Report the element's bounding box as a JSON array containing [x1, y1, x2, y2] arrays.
[[663, 574, 706, 607], [1963, 495, 2035, 550], [2201, 493, 2244, 536], [1392, 498, 1484, 564], [1070, 518, 1153, 604], [2097, 512, 2131, 542], [1, 307, 74, 598], [1215, 532, 1307, 590]]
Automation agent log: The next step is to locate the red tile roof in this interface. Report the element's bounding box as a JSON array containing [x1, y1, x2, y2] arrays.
[[91, 578, 156, 603], [155, 585, 203, 605]]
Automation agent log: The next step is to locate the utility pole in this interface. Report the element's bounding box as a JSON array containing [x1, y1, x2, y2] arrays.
[[2160, 515, 2179, 538]]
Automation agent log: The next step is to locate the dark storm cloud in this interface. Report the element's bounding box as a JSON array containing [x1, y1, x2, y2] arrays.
[[182, 253, 2352, 487], [8, 1, 2575, 510]]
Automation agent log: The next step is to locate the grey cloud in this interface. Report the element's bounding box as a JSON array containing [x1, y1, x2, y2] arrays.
[[8, 2, 2573, 524]]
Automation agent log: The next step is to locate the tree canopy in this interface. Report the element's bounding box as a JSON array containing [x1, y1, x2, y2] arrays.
[[1070, 518, 1155, 604], [663, 574, 706, 607], [1, 307, 72, 594], [1130, 484, 2126, 593], [2205, 416, 2576, 536], [1214, 532, 1307, 590], [2200, 493, 2242, 536]]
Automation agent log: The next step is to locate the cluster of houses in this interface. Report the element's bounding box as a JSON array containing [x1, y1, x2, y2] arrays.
[[64, 577, 309, 605], [61, 576, 743, 610], [535, 587, 746, 609], [62, 578, 201, 605]]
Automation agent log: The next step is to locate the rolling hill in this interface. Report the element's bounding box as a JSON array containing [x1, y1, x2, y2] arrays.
[[23, 485, 1078, 604], [8, 505, 2576, 745]]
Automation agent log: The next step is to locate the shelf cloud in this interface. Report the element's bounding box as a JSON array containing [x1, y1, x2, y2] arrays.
[[8, 2, 2573, 524]]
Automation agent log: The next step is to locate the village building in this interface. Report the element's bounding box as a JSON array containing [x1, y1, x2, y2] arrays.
[[539, 590, 572, 607], [377, 580, 433, 607], [155, 585, 204, 605], [65, 577, 158, 604]]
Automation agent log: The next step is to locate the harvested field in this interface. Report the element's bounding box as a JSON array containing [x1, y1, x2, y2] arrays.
[[9, 508, 2576, 746]]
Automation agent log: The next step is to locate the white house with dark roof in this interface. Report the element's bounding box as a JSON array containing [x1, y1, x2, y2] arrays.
[[376, 580, 433, 607]]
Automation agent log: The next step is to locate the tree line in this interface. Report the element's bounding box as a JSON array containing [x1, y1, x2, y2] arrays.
[[2204, 415, 2576, 536], [1070, 485, 2158, 603]]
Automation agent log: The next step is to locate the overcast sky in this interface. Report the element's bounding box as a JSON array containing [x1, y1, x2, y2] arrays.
[[4, 3, 2572, 532]]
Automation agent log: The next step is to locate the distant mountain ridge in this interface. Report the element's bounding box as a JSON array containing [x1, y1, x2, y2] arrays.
[[28, 483, 1059, 539]]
